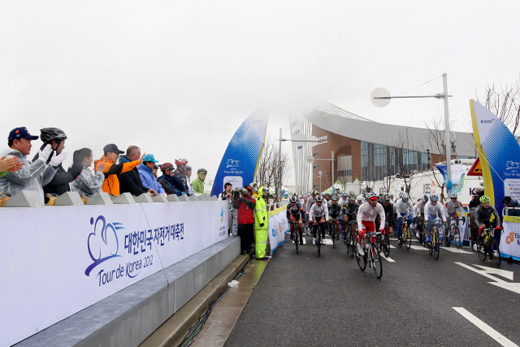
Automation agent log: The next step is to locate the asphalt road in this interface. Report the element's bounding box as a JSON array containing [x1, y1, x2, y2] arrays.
[[225, 233, 520, 347]]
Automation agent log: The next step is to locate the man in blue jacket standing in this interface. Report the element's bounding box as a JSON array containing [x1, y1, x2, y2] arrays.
[[138, 154, 165, 194]]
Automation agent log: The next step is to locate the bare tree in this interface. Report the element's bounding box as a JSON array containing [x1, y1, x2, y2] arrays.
[[475, 79, 520, 137], [393, 128, 417, 194], [255, 136, 291, 200]]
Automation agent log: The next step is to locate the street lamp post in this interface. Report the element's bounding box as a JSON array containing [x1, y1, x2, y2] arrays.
[[318, 171, 322, 192], [309, 152, 335, 193], [278, 128, 319, 200], [372, 73, 453, 186]]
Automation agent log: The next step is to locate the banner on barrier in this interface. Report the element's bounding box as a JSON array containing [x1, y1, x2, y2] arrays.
[[268, 207, 289, 253], [1, 201, 229, 347], [502, 216, 520, 258]]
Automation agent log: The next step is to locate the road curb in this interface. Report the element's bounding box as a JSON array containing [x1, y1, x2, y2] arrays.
[[139, 254, 251, 347]]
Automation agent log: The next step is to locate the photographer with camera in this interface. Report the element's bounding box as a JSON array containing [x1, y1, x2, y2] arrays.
[[233, 185, 256, 255]]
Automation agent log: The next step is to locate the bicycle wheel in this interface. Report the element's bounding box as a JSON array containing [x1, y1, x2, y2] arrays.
[[491, 238, 501, 267], [476, 239, 487, 262], [404, 226, 412, 251], [356, 246, 367, 271], [331, 224, 336, 249], [345, 228, 352, 255], [453, 227, 461, 249], [383, 232, 390, 257], [317, 232, 321, 257], [294, 229, 299, 254], [434, 231, 440, 260], [445, 227, 451, 247], [428, 229, 434, 256], [369, 244, 383, 279]]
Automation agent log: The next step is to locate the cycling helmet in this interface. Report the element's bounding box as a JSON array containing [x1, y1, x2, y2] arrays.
[[315, 194, 323, 202], [40, 127, 67, 143], [311, 190, 318, 195], [401, 193, 409, 203], [186, 165, 192, 171], [382, 195, 390, 203], [366, 192, 378, 200], [197, 168, 207, 175], [399, 192, 405, 198], [480, 195, 491, 204], [175, 158, 188, 166], [290, 195, 298, 203], [332, 195, 338, 201], [430, 194, 439, 202], [356, 195, 364, 203], [475, 187, 484, 194], [450, 192, 458, 199], [160, 162, 174, 172], [503, 196, 512, 204]]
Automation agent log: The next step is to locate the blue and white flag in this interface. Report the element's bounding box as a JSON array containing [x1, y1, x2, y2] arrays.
[[211, 108, 268, 196], [436, 164, 466, 195]]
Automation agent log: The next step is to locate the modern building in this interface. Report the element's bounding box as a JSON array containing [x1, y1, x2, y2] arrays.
[[289, 99, 476, 193]]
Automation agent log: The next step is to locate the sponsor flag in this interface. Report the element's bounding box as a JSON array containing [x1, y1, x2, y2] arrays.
[[470, 100, 520, 214], [211, 108, 268, 196], [436, 164, 466, 195]]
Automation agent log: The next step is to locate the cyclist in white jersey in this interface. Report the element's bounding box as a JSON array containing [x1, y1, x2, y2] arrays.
[[395, 193, 414, 240], [356, 192, 385, 255], [424, 194, 447, 242], [309, 194, 329, 245]]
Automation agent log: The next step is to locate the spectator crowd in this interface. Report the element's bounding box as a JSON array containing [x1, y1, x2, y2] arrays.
[[0, 126, 209, 204]]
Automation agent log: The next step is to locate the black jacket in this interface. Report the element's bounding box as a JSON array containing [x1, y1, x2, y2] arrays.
[[119, 167, 148, 196]]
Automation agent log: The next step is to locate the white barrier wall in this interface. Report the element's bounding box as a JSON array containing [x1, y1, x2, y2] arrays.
[[1, 200, 229, 347]]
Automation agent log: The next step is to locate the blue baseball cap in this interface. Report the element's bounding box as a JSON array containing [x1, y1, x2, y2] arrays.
[[143, 154, 159, 163], [8, 127, 39, 140]]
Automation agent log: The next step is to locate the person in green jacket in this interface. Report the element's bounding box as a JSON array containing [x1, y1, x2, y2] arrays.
[[191, 168, 207, 195], [255, 185, 270, 260]]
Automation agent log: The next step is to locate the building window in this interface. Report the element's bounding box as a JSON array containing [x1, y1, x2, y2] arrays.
[[313, 152, 320, 156], [313, 165, 319, 169]]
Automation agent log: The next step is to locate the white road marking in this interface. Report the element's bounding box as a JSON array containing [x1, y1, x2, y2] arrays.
[[442, 247, 472, 254], [380, 253, 395, 262], [410, 245, 429, 251], [455, 262, 520, 295], [453, 307, 519, 347]]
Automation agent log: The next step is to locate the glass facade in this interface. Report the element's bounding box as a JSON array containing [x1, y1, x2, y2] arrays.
[[361, 141, 430, 181]]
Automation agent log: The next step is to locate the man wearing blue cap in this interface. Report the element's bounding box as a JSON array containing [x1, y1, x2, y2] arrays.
[[119, 145, 158, 196], [0, 127, 61, 204], [138, 154, 165, 194]]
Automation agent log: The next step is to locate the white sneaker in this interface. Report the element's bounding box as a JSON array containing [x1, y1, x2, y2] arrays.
[[313, 237, 316, 245], [357, 243, 365, 256], [473, 244, 477, 252], [321, 238, 326, 245]]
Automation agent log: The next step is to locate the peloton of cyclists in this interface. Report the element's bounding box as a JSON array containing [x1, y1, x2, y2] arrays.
[[309, 194, 329, 245], [287, 195, 304, 245], [356, 192, 385, 255], [342, 192, 358, 239]]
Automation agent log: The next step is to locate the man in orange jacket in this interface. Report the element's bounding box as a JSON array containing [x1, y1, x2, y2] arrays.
[[94, 144, 144, 196]]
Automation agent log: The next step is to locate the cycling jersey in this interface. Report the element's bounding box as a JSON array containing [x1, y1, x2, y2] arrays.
[[305, 196, 316, 212], [329, 202, 342, 219], [309, 202, 329, 221], [445, 200, 464, 217], [287, 203, 303, 221], [473, 204, 501, 226], [343, 202, 358, 220], [395, 198, 413, 215], [381, 202, 394, 222], [424, 201, 446, 220], [357, 201, 385, 231], [414, 199, 428, 217]]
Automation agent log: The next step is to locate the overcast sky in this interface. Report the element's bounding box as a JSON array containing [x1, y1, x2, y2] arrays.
[[1, 1, 519, 186]]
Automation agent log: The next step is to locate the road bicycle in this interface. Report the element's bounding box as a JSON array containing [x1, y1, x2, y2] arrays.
[[376, 226, 390, 257], [329, 218, 341, 249], [356, 231, 383, 279], [426, 220, 441, 260], [397, 216, 412, 251], [445, 216, 462, 248], [289, 220, 303, 254], [344, 220, 357, 258], [313, 219, 326, 257], [476, 227, 502, 267]]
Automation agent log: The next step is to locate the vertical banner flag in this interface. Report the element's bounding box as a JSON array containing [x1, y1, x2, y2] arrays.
[[436, 164, 466, 194], [211, 108, 268, 196], [470, 100, 520, 215]]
